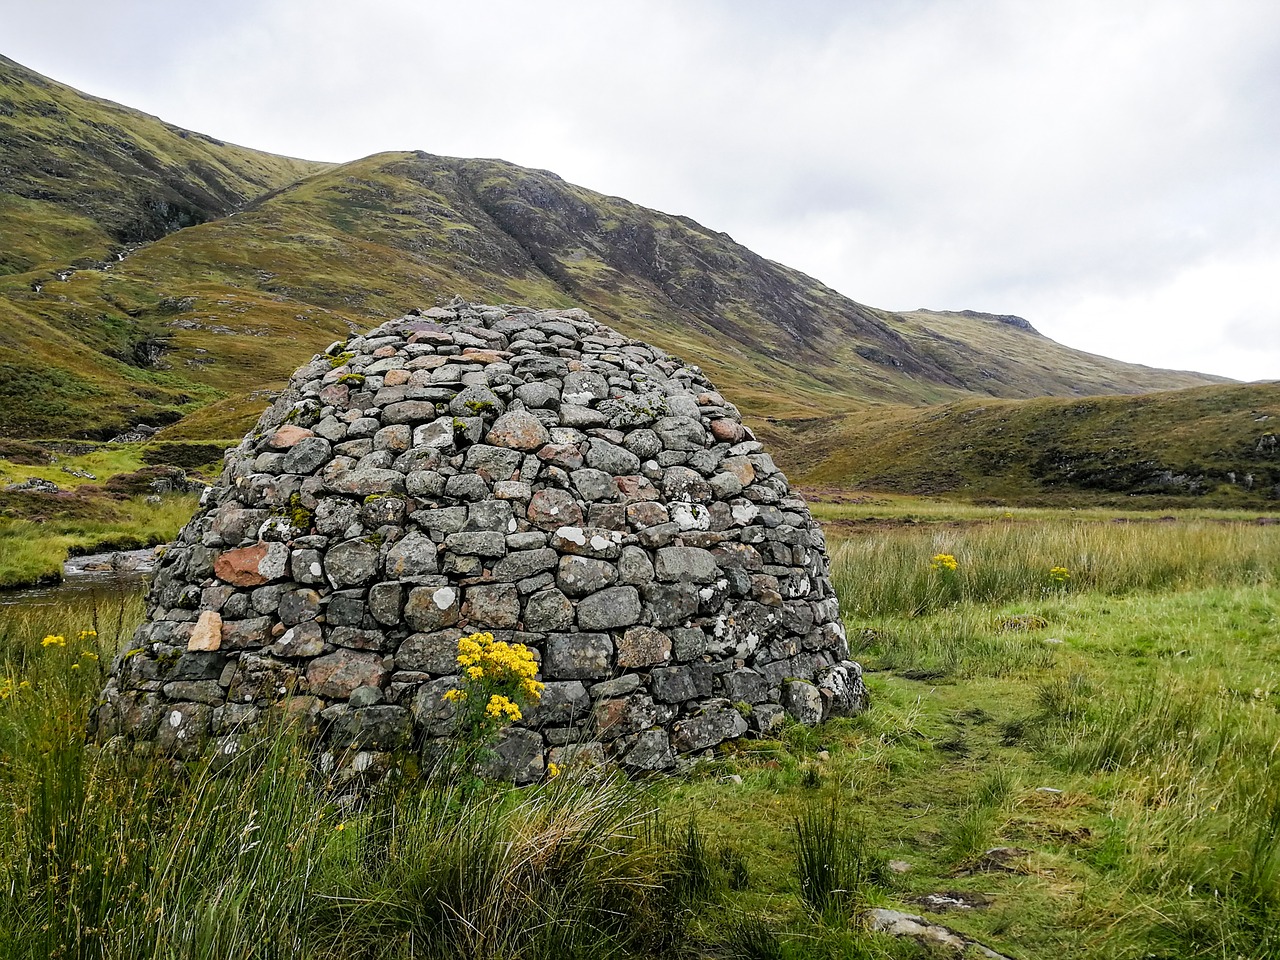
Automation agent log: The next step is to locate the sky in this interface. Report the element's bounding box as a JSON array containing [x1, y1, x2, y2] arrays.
[[4, 0, 1278, 381]]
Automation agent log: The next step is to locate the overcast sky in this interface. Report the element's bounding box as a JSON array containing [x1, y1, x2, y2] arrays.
[[5, 0, 1278, 381]]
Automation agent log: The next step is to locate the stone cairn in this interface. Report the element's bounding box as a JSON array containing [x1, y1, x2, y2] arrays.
[[94, 300, 867, 783]]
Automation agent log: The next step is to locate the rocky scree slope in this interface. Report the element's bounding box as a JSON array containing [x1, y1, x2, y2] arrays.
[[94, 301, 867, 782]]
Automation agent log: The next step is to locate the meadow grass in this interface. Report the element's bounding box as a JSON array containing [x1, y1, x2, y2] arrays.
[[0, 494, 196, 588], [1, 507, 1279, 957]]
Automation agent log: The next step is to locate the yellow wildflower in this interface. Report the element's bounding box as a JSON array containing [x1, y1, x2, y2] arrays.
[[1049, 566, 1070, 584], [484, 694, 521, 722], [930, 553, 958, 573], [442, 688, 466, 703], [41, 635, 67, 647], [547, 762, 563, 779]]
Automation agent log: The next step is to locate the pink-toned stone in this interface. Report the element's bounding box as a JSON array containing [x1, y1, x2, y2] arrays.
[[720, 456, 756, 486], [527, 488, 584, 530], [616, 626, 672, 667], [372, 346, 398, 358], [319, 383, 350, 407], [617, 475, 660, 502], [709, 419, 745, 444], [487, 411, 550, 451], [406, 355, 449, 370], [267, 424, 315, 449], [461, 348, 513, 364], [383, 368, 411, 386], [214, 542, 290, 587], [409, 330, 454, 346], [306, 650, 388, 699], [187, 610, 223, 651], [536, 442, 584, 469], [626, 501, 669, 529]]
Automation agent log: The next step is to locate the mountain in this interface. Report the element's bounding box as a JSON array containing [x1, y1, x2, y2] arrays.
[[0, 54, 328, 276], [2, 54, 1270, 507]]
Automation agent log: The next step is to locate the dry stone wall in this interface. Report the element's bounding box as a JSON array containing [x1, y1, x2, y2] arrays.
[[94, 300, 866, 782]]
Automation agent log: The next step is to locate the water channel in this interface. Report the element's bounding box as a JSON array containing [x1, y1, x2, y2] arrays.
[[0, 548, 155, 614]]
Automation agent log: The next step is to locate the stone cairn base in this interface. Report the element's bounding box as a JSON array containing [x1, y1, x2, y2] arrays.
[[93, 300, 867, 783]]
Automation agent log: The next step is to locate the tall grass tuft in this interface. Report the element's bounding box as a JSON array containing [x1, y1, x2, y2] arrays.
[[792, 800, 885, 920]]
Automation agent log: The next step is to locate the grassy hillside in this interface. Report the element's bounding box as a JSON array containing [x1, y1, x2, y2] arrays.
[[0, 54, 327, 275], [771, 381, 1280, 505], [0, 145, 1226, 441]]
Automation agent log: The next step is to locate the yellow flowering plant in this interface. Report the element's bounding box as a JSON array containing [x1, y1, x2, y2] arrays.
[[440, 632, 544, 778], [930, 553, 959, 573]]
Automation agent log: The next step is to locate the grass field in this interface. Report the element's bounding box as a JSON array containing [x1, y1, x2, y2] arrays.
[[1, 504, 1278, 958]]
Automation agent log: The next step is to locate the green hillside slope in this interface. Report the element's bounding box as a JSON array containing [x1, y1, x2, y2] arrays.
[[772, 382, 1280, 505], [0, 54, 328, 275]]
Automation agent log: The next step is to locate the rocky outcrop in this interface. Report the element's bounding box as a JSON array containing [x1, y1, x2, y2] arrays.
[[93, 299, 865, 781]]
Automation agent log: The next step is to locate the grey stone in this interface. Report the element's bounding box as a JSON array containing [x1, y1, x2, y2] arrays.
[[523, 588, 574, 631], [651, 666, 698, 703], [463, 499, 513, 532], [325, 538, 381, 588], [818, 661, 869, 717], [654, 546, 719, 583], [722, 669, 768, 704], [396, 629, 465, 674], [527, 680, 590, 725], [443, 531, 506, 557], [385, 532, 439, 579], [462, 582, 521, 629], [368, 582, 404, 626], [449, 385, 505, 421], [327, 705, 413, 751], [493, 547, 558, 581], [570, 468, 618, 502], [464, 444, 524, 483], [326, 467, 406, 497], [585, 438, 641, 475], [444, 473, 490, 502], [478, 727, 544, 784], [410, 676, 460, 736], [280, 437, 333, 474], [781, 680, 823, 725], [278, 588, 322, 626], [671, 701, 748, 752], [515, 381, 560, 408], [545, 633, 614, 679], [617, 545, 655, 584], [621, 729, 674, 771], [557, 555, 618, 597], [642, 582, 700, 627]]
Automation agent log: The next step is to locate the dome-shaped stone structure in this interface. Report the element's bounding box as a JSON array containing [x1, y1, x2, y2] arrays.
[[95, 300, 866, 782]]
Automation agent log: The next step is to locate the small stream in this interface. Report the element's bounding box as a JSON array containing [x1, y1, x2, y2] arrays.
[[0, 548, 156, 612]]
